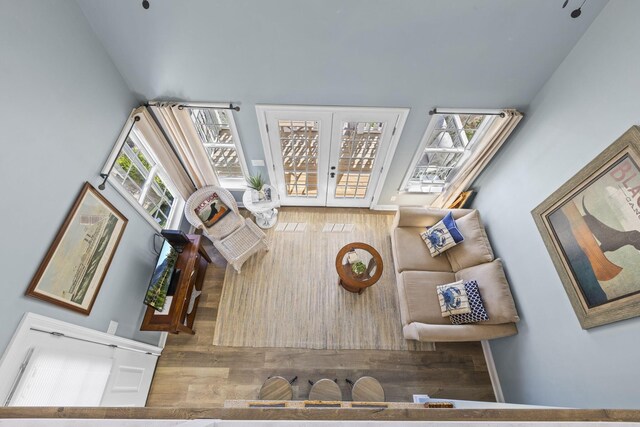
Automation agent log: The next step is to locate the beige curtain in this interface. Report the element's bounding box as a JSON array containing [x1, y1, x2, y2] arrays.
[[431, 109, 523, 208], [132, 107, 195, 200], [150, 103, 220, 188]]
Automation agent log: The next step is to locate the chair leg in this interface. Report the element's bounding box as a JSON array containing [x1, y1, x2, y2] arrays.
[[346, 378, 354, 387], [308, 380, 314, 386], [289, 376, 298, 384], [232, 261, 242, 273]]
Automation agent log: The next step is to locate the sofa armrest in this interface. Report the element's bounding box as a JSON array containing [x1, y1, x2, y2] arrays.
[[403, 322, 517, 342], [392, 206, 475, 229]]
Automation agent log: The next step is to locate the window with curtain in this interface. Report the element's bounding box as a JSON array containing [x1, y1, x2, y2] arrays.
[[402, 113, 494, 193], [110, 130, 181, 228], [187, 107, 249, 189]]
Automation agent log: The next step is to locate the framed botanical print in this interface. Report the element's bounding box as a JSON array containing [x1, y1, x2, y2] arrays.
[[533, 126, 640, 329], [26, 182, 128, 315]]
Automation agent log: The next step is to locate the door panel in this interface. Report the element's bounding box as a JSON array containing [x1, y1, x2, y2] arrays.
[[326, 112, 398, 207], [100, 348, 156, 407], [265, 111, 332, 206]]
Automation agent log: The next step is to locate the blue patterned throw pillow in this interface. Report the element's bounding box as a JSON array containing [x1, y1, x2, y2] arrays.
[[420, 212, 465, 257], [450, 280, 489, 325]]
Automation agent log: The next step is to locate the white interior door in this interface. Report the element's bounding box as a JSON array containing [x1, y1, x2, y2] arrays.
[[259, 106, 404, 208], [0, 313, 160, 408]]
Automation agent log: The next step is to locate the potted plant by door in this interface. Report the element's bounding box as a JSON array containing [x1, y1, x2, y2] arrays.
[[246, 174, 267, 203]]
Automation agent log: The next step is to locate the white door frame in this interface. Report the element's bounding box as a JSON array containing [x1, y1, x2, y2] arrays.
[[256, 105, 409, 208]]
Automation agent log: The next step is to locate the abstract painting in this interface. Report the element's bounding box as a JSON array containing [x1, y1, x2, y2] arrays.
[[533, 126, 640, 328], [26, 182, 127, 315]]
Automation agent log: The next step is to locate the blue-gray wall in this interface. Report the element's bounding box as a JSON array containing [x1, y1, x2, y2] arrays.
[[0, 0, 162, 352], [472, 0, 640, 409], [77, 0, 606, 207]]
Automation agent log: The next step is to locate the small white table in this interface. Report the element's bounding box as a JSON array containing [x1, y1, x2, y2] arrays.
[[242, 184, 280, 229]]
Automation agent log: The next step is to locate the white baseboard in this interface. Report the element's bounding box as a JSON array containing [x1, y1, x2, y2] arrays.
[[481, 340, 505, 403], [371, 204, 398, 211], [157, 332, 169, 349]]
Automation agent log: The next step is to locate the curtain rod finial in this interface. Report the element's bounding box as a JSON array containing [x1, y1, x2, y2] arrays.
[[98, 173, 109, 190]]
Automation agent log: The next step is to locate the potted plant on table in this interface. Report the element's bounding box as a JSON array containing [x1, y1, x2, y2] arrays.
[[246, 174, 267, 202], [351, 260, 367, 277]]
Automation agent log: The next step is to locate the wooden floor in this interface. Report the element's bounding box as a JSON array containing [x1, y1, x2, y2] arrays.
[[146, 228, 495, 408]]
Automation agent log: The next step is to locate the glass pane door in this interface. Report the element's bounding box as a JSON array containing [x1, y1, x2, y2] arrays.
[[265, 111, 332, 206], [334, 121, 384, 200], [326, 111, 399, 207], [278, 120, 319, 198], [261, 107, 403, 208]]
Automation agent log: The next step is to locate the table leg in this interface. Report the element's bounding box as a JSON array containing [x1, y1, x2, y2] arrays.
[[254, 208, 278, 229]]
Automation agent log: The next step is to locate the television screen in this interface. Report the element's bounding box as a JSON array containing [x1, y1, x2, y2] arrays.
[[144, 239, 179, 311]]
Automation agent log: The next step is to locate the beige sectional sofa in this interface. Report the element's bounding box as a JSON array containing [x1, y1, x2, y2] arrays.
[[390, 207, 520, 342]]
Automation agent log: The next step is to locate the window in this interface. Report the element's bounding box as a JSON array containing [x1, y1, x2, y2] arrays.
[[188, 108, 248, 189], [402, 112, 493, 193], [110, 130, 180, 228]]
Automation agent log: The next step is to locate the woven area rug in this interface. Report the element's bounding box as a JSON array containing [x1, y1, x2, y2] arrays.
[[213, 208, 435, 351]]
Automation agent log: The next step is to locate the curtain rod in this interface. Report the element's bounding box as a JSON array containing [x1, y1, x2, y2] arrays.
[[98, 115, 140, 191], [147, 101, 240, 112], [429, 108, 506, 118]]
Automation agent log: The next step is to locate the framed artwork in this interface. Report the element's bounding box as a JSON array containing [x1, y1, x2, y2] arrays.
[[26, 182, 128, 315], [533, 126, 640, 329]]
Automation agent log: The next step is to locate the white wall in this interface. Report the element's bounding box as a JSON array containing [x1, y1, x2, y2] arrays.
[[472, 0, 640, 409], [0, 0, 162, 353]]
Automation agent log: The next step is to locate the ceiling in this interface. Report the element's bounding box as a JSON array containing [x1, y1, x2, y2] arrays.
[[76, 0, 608, 201]]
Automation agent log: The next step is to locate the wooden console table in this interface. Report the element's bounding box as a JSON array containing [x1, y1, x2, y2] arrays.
[[140, 234, 211, 334]]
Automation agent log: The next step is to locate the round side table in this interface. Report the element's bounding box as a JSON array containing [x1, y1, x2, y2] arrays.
[[242, 184, 280, 229], [335, 242, 383, 294]]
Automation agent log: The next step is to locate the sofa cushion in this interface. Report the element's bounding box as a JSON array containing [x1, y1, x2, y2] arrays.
[[398, 270, 457, 325], [455, 259, 519, 325], [392, 227, 453, 273], [420, 212, 465, 257], [445, 210, 494, 272]]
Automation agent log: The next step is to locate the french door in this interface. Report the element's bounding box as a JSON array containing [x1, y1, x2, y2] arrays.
[[258, 106, 406, 207]]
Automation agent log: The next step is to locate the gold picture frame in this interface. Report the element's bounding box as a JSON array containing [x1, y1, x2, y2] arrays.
[[26, 182, 128, 315], [532, 126, 640, 329]]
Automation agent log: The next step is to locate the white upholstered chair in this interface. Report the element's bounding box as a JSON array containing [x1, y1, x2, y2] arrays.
[[185, 186, 269, 273]]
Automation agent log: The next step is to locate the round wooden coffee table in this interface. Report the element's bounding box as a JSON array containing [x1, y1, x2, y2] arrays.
[[335, 242, 383, 294]]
